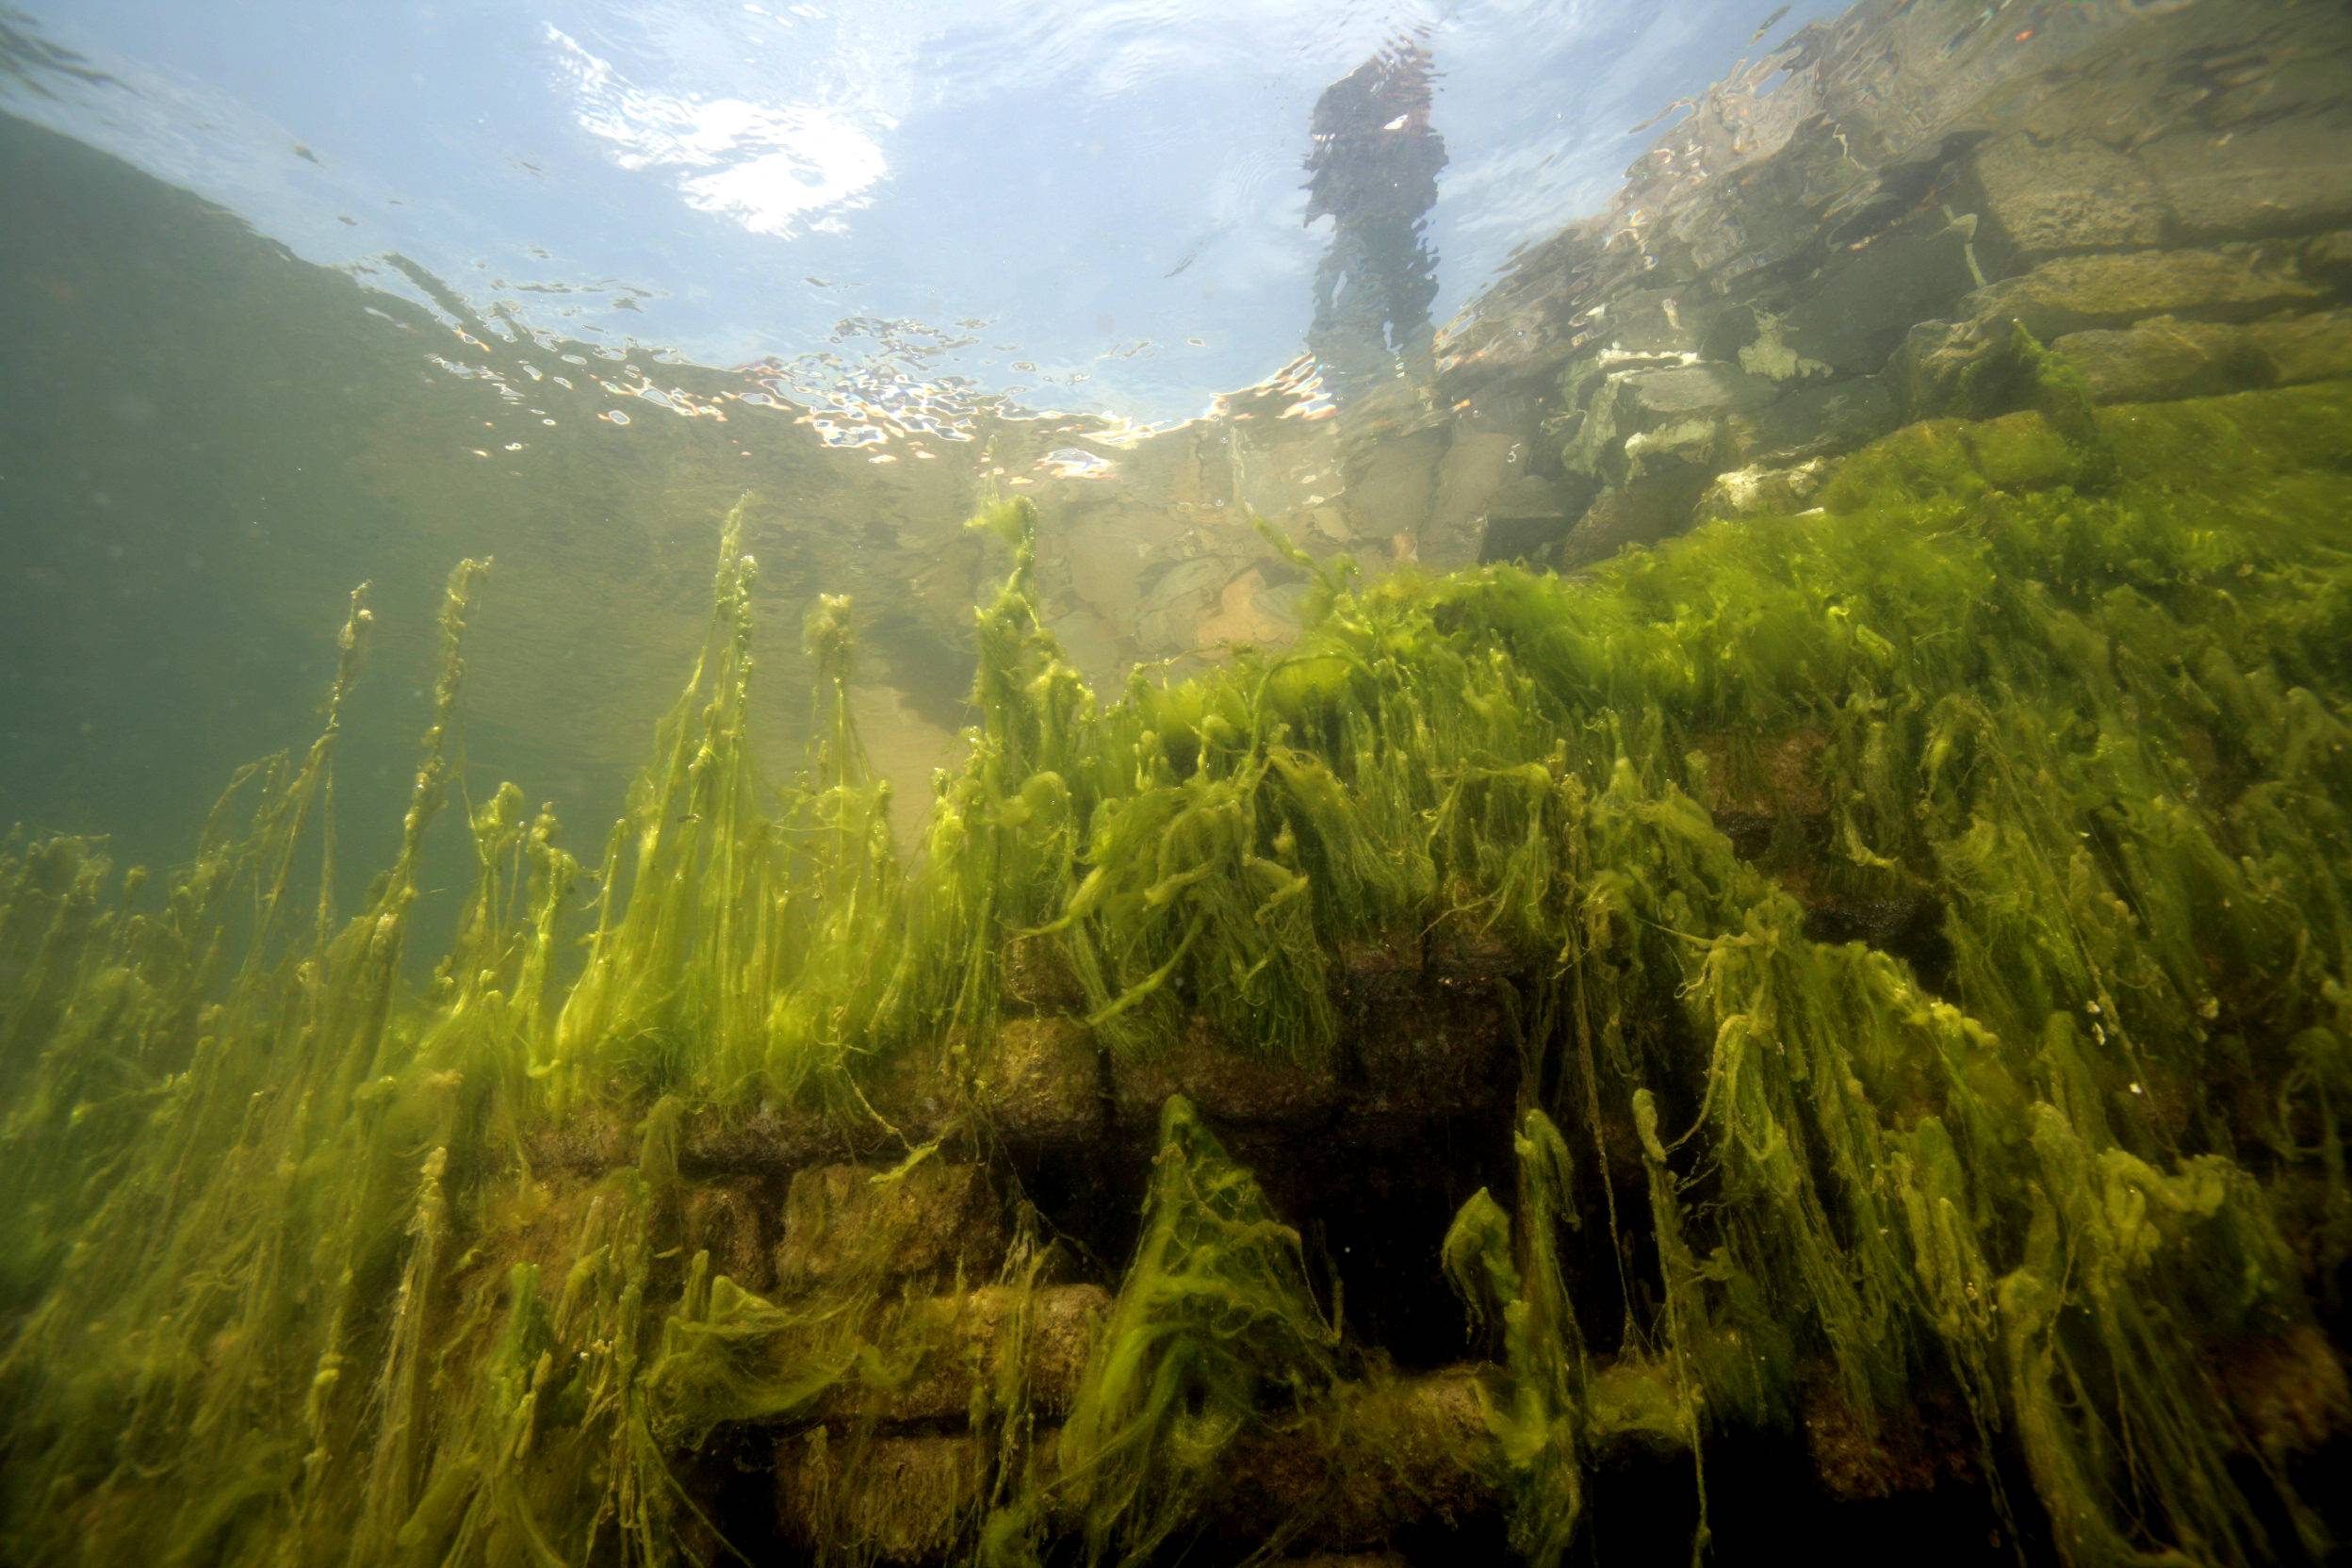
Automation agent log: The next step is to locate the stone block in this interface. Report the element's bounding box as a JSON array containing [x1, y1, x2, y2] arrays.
[[1132, 552, 1250, 662], [1556, 483, 1696, 571], [1963, 132, 2167, 263], [484, 1170, 606, 1282], [1001, 931, 1085, 1016], [1781, 212, 1984, 376], [1890, 318, 1991, 421], [1616, 362, 1775, 423], [1802, 1372, 1969, 1501], [872, 1282, 1110, 1424], [1965, 408, 2097, 495], [1427, 427, 1530, 573], [1111, 1014, 1341, 1132], [2216, 1324, 2351, 1464], [777, 1431, 979, 1563], [2052, 309, 2352, 404], [1339, 424, 1445, 550], [1745, 376, 1900, 465], [1218, 1368, 1502, 1546], [1477, 473, 1585, 565], [1695, 459, 1834, 522], [1346, 961, 1512, 1120], [1588, 1357, 1692, 1458], [2301, 229, 2352, 294], [1690, 728, 1833, 831], [977, 1015, 1103, 1148], [1623, 416, 1729, 488], [681, 1179, 776, 1295], [1561, 362, 1768, 486], [1584, 287, 1708, 360], [1965, 248, 2323, 342], [775, 1159, 1005, 1294], [2141, 121, 2352, 243]]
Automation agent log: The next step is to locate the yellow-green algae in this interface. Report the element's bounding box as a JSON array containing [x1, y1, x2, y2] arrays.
[[0, 376, 2346, 1565]]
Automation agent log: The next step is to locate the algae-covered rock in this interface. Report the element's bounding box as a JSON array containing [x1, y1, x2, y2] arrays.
[[2214, 1326, 2352, 1467], [1429, 421, 1541, 573], [1689, 728, 1832, 829], [1801, 1374, 1969, 1502], [874, 1282, 1109, 1424], [777, 1431, 981, 1563], [1694, 459, 1834, 522], [681, 1178, 776, 1295], [775, 1159, 1006, 1294], [1821, 407, 2106, 509], [1586, 1358, 1690, 1459], [1219, 1368, 1504, 1547], [1111, 1013, 1343, 1131], [1745, 376, 1900, 466], [1001, 931, 1086, 1015], [1964, 248, 2324, 341], [2052, 309, 2352, 403], [976, 1015, 1103, 1148]]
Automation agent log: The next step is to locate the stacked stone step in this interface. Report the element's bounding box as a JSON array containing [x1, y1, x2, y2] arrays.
[[760, 1153, 1097, 1561], [530, 932, 1521, 1183], [512, 938, 1566, 1560], [745, 1152, 1527, 1561], [752, 930, 1529, 1560], [525, 927, 2189, 1560]]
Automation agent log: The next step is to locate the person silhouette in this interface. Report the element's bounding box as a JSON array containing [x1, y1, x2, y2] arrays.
[[1303, 41, 1446, 408]]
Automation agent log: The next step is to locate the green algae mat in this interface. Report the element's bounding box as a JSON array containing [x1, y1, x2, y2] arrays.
[[2, 376, 2349, 1565]]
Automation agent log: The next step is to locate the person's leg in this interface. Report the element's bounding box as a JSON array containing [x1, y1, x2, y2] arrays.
[[1386, 227, 1442, 384], [1311, 226, 1390, 402]]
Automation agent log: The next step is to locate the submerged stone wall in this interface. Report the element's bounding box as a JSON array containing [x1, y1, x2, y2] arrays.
[[523, 950, 1528, 1561], [506, 790, 2346, 1562], [996, 0, 2352, 678]]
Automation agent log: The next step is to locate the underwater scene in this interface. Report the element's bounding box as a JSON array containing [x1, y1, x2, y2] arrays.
[[3, 0, 2351, 1562]]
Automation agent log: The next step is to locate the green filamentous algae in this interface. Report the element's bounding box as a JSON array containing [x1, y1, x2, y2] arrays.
[[3, 374, 2347, 1565]]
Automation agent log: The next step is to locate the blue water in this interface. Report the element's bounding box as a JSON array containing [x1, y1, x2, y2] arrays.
[[6, 0, 1832, 430]]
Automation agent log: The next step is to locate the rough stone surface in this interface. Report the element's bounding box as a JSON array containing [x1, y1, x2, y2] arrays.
[[977, 1015, 1103, 1148], [935, 0, 2352, 673], [1963, 132, 2168, 263], [1691, 728, 1833, 831], [1001, 932, 1086, 1016], [1429, 428, 1534, 572], [681, 1180, 776, 1295], [2216, 1325, 2352, 1464], [1964, 248, 2324, 342], [1695, 459, 1834, 522], [1891, 318, 1998, 421], [776, 1431, 980, 1563], [2052, 309, 2352, 404], [875, 1283, 1109, 1424], [2141, 121, 2352, 243], [1341, 423, 1446, 562], [1746, 377, 1901, 466], [775, 1159, 1006, 1294], [1112, 1013, 1342, 1132], [1219, 1369, 1501, 1547], [2302, 229, 2352, 293], [1345, 962, 1513, 1125], [1803, 1376, 1970, 1502], [1476, 473, 1583, 564], [1779, 213, 1984, 377]]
